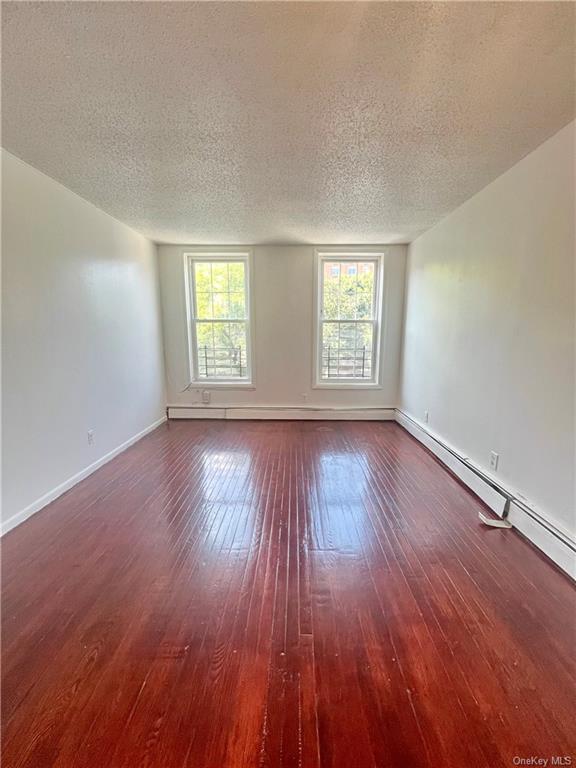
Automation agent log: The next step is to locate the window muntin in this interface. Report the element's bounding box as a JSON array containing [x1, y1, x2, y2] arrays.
[[316, 254, 382, 384], [186, 254, 252, 382]]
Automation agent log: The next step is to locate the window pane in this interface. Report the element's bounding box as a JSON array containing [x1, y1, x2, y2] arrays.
[[196, 320, 212, 344], [194, 263, 212, 291], [229, 292, 246, 319], [322, 260, 375, 320], [321, 321, 373, 379], [211, 292, 229, 319], [354, 262, 374, 319], [322, 262, 341, 320], [211, 263, 228, 292], [195, 292, 212, 319], [195, 321, 248, 379], [228, 262, 245, 292]]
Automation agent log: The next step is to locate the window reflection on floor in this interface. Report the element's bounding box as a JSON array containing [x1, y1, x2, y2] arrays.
[[199, 448, 255, 551], [309, 449, 371, 553]]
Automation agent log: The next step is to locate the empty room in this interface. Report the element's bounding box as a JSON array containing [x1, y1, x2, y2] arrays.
[[1, 2, 574, 767]]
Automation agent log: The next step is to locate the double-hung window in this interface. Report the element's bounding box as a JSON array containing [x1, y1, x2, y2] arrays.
[[315, 252, 384, 386], [185, 252, 253, 384]]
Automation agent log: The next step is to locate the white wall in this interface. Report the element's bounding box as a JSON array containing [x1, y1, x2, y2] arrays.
[[159, 245, 406, 410], [1, 151, 166, 529], [401, 122, 575, 539]]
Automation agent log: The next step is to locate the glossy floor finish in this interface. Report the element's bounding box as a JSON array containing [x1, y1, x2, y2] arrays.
[[2, 421, 575, 768]]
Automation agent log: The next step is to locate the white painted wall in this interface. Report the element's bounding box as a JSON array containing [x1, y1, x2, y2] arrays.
[[1, 151, 166, 528], [400, 122, 575, 538], [158, 245, 407, 410]]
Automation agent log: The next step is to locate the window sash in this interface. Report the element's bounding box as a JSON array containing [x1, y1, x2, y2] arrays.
[[194, 320, 249, 379], [320, 320, 376, 380], [186, 254, 252, 383], [316, 254, 383, 385], [319, 262, 378, 323]]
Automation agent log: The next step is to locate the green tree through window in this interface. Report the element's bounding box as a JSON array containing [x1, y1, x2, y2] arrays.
[[319, 258, 380, 381], [189, 257, 250, 380]]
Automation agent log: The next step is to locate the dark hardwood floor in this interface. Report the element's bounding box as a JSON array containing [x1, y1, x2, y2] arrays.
[[2, 420, 574, 767]]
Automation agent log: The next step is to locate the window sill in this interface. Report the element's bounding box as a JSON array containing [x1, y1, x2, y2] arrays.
[[189, 381, 255, 390], [312, 382, 382, 390]]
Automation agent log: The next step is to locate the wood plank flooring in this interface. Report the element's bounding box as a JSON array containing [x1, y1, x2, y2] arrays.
[[2, 420, 575, 767]]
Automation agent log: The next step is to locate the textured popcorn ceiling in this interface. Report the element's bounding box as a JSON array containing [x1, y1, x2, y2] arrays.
[[2, 1, 574, 244]]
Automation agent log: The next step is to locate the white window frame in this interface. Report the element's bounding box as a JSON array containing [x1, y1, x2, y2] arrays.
[[184, 249, 255, 387], [313, 249, 384, 389]]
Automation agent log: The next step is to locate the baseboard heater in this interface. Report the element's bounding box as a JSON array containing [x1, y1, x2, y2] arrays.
[[167, 405, 396, 421], [395, 409, 575, 579]]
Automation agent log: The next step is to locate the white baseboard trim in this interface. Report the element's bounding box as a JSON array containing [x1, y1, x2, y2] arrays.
[[1, 416, 167, 537], [395, 409, 575, 580], [167, 405, 396, 421], [395, 410, 507, 516]]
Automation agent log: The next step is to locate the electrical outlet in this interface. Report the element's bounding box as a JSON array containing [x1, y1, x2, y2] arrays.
[[424, 410, 429, 424], [489, 451, 499, 471], [87, 429, 95, 445], [201, 390, 211, 405]]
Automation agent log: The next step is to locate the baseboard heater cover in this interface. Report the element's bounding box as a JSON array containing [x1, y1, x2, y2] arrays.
[[167, 406, 396, 421], [507, 500, 576, 580], [395, 409, 575, 580], [395, 410, 507, 516]]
